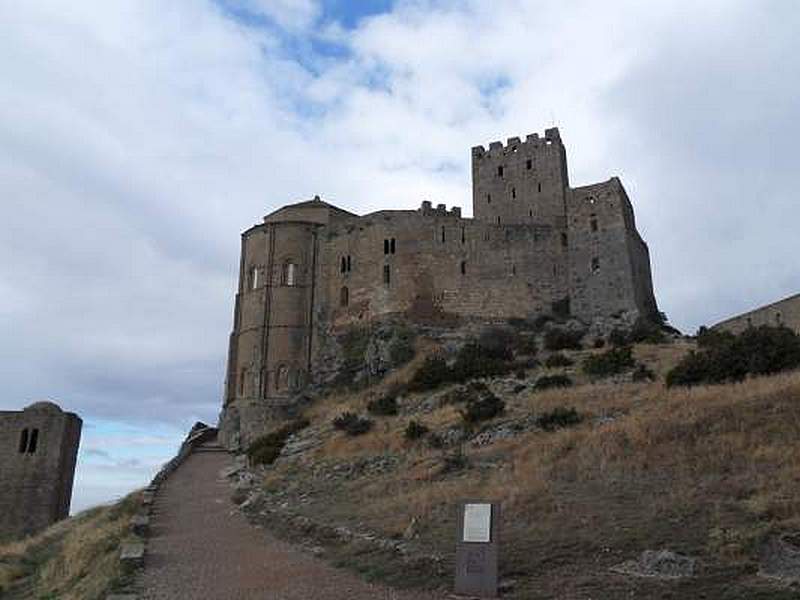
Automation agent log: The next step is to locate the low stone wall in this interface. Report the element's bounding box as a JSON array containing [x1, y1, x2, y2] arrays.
[[713, 293, 800, 335]]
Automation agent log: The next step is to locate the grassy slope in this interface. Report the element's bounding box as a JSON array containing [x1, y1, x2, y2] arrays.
[[0, 492, 141, 600], [259, 341, 800, 599]]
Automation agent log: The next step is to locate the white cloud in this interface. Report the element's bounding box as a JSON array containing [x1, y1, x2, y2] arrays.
[[226, 0, 320, 30]]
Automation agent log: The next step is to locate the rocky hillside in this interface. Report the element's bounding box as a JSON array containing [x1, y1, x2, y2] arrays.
[[232, 321, 800, 599]]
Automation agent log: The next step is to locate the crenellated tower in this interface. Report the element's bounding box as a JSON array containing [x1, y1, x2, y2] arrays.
[[472, 127, 569, 226]]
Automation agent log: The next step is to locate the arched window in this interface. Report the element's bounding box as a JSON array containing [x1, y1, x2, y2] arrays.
[[341, 286, 349, 307], [283, 262, 297, 286], [239, 368, 247, 396], [28, 429, 39, 454], [276, 365, 289, 391], [341, 257, 347, 273], [18, 429, 28, 454]]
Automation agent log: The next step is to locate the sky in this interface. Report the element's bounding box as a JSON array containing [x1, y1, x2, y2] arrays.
[[1, 0, 798, 512]]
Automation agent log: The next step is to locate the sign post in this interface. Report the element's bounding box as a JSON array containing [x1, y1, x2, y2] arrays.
[[455, 501, 499, 597]]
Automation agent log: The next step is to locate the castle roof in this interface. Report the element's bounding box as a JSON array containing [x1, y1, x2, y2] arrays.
[[263, 195, 357, 225]]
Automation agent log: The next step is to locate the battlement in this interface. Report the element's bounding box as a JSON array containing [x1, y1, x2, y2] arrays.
[[419, 200, 462, 218], [472, 127, 562, 159]]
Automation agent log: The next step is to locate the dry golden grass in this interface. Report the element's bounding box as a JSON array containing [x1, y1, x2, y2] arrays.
[[0, 491, 141, 599]]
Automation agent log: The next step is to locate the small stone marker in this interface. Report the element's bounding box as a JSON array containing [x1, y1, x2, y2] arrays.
[[455, 501, 499, 598]]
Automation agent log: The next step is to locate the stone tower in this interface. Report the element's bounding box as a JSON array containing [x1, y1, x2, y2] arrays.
[[472, 127, 569, 226], [0, 401, 82, 540]]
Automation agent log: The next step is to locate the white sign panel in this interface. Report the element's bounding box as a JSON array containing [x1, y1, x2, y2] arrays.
[[463, 503, 492, 543]]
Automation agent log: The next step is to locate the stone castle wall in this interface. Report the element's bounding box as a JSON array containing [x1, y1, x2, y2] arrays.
[[0, 402, 82, 540], [712, 293, 800, 335], [220, 128, 659, 448]]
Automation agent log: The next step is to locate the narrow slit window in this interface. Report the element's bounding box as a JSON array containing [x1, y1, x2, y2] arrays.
[[283, 262, 297, 286], [27, 429, 38, 454], [538, 182, 542, 193], [341, 257, 347, 273], [340, 286, 349, 307], [591, 257, 600, 274], [561, 233, 568, 248], [460, 261, 466, 275], [383, 264, 391, 286], [497, 165, 504, 177], [511, 187, 516, 199], [512, 264, 516, 276], [496, 216, 501, 225], [18, 429, 28, 454], [590, 217, 598, 232], [441, 226, 446, 243], [487, 193, 491, 204], [384, 239, 389, 255], [390, 238, 396, 254], [529, 210, 533, 217], [526, 159, 532, 170], [347, 255, 352, 272], [461, 227, 465, 244], [239, 369, 247, 396]]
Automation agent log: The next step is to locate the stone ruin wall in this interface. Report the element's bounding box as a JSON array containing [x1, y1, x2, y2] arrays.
[[713, 293, 800, 335], [0, 403, 82, 540]]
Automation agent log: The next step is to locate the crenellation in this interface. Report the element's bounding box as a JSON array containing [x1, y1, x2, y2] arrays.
[[221, 128, 659, 448]]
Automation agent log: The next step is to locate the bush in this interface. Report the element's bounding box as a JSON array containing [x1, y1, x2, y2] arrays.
[[404, 420, 429, 440], [515, 368, 527, 380], [247, 418, 310, 466], [332, 412, 373, 436], [536, 407, 582, 431], [450, 341, 515, 382], [332, 327, 371, 387], [632, 363, 657, 382], [593, 338, 606, 349], [367, 394, 399, 416], [695, 325, 735, 348], [629, 317, 667, 344], [544, 327, 585, 351], [515, 335, 539, 356], [666, 325, 800, 387], [441, 447, 468, 473], [460, 393, 505, 424], [407, 354, 451, 392], [533, 374, 573, 391], [545, 353, 574, 368], [609, 328, 629, 347], [477, 327, 517, 361], [387, 325, 417, 365], [582, 345, 636, 378]]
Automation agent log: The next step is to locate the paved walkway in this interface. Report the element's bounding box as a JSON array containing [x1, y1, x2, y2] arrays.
[[139, 449, 447, 600]]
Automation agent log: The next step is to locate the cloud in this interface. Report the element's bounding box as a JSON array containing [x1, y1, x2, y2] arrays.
[[1, 0, 799, 510]]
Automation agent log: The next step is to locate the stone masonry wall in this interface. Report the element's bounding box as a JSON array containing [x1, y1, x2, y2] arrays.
[[0, 402, 82, 540], [713, 293, 800, 335]]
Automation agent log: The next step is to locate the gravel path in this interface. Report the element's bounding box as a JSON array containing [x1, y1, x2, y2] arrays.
[[138, 449, 449, 600]]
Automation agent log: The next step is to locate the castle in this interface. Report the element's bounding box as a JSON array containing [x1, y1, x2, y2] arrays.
[[220, 128, 658, 447], [0, 401, 82, 540]]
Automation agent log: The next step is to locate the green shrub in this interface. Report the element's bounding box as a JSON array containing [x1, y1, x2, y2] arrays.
[[515, 335, 539, 356], [247, 418, 310, 465], [477, 327, 517, 361], [536, 407, 582, 431], [582, 345, 636, 377], [629, 317, 667, 344], [460, 393, 505, 424], [609, 328, 629, 347], [332, 412, 373, 436], [533, 374, 573, 391], [404, 420, 429, 440], [450, 341, 515, 382], [543, 327, 585, 351], [407, 354, 451, 392], [632, 363, 657, 382], [695, 325, 735, 348], [388, 326, 417, 365], [666, 325, 800, 387], [367, 394, 399, 416], [545, 353, 574, 368]]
